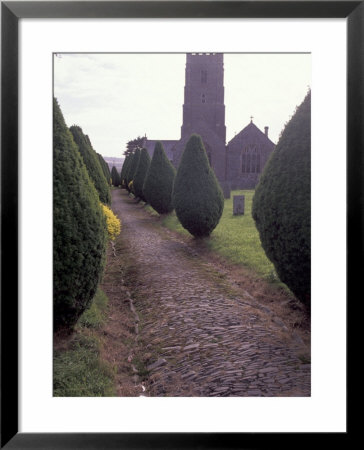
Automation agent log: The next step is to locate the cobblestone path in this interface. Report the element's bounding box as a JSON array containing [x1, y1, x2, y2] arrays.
[[112, 189, 310, 397]]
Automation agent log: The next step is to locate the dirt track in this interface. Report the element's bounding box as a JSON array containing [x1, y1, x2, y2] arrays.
[[106, 189, 310, 397]]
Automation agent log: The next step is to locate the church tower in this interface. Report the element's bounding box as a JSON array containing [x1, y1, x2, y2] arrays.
[[173, 53, 227, 181], [181, 53, 226, 143]]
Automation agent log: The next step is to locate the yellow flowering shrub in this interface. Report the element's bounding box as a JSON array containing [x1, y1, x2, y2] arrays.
[[100, 203, 121, 240]]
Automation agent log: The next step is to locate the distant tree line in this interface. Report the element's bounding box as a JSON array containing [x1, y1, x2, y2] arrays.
[[123, 136, 145, 156]]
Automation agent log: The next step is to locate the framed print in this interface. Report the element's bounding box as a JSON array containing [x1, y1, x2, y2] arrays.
[[1, 1, 360, 448]]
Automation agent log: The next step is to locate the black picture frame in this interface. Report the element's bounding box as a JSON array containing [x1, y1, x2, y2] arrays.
[[1, 1, 359, 448]]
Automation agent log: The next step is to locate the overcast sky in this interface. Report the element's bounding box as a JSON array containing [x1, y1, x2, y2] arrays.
[[54, 53, 311, 158]]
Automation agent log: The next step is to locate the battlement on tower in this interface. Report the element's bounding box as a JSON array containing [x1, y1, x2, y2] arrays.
[[187, 53, 223, 64]]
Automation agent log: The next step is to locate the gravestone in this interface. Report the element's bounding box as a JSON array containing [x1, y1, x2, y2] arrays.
[[220, 181, 231, 199], [233, 195, 245, 215]]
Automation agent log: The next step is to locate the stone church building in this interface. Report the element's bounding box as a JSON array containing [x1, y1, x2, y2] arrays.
[[142, 53, 275, 189]]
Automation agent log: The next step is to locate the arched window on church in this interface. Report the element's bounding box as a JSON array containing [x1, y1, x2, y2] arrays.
[[242, 146, 261, 174], [256, 152, 261, 172], [201, 70, 207, 83], [251, 152, 256, 173], [201, 94, 206, 103]]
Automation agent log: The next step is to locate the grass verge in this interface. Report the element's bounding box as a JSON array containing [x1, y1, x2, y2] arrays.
[[53, 287, 116, 397], [162, 190, 282, 284]]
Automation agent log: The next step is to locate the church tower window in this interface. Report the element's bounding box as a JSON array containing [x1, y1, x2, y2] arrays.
[[202, 94, 206, 103]]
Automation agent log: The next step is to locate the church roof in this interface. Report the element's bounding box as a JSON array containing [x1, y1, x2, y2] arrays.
[[227, 121, 275, 148]]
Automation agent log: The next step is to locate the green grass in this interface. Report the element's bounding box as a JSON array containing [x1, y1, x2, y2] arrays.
[[143, 203, 160, 217], [163, 190, 280, 283], [53, 334, 115, 397], [53, 287, 116, 397]]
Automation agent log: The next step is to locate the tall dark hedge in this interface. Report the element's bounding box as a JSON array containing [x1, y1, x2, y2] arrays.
[[111, 166, 121, 186], [54, 99, 107, 331], [252, 91, 311, 305], [126, 148, 141, 189], [69, 126, 111, 204], [125, 152, 135, 188], [124, 155, 133, 191], [133, 148, 151, 201], [143, 141, 176, 214], [97, 153, 111, 185], [120, 154, 131, 189], [173, 134, 224, 236]]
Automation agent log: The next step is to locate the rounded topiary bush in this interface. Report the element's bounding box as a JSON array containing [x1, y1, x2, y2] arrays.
[[252, 91, 311, 305], [54, 99, 107, 331], [173, 134, 224, 237], [143, 141, 176, 214], [133, 148, 151, 201], [69, 126, 111, 204]]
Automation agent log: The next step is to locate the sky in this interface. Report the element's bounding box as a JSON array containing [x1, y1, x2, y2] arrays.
[[54, 53, 311, 158]]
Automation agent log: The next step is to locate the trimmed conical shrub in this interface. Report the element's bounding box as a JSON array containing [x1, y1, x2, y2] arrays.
[[53, 99, 107, 331], [143, 141, 176, 214], [133, 148, 151, 201], [125, 152, 136, 189], [69, 126, 111, 204], [173, 134, 224, 236], [121, 154, 131, 189], [252, 91, 311, 305], [126, 148, 141, 191], [97, 153, 111, 185], [111, 166, 121, 187]]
